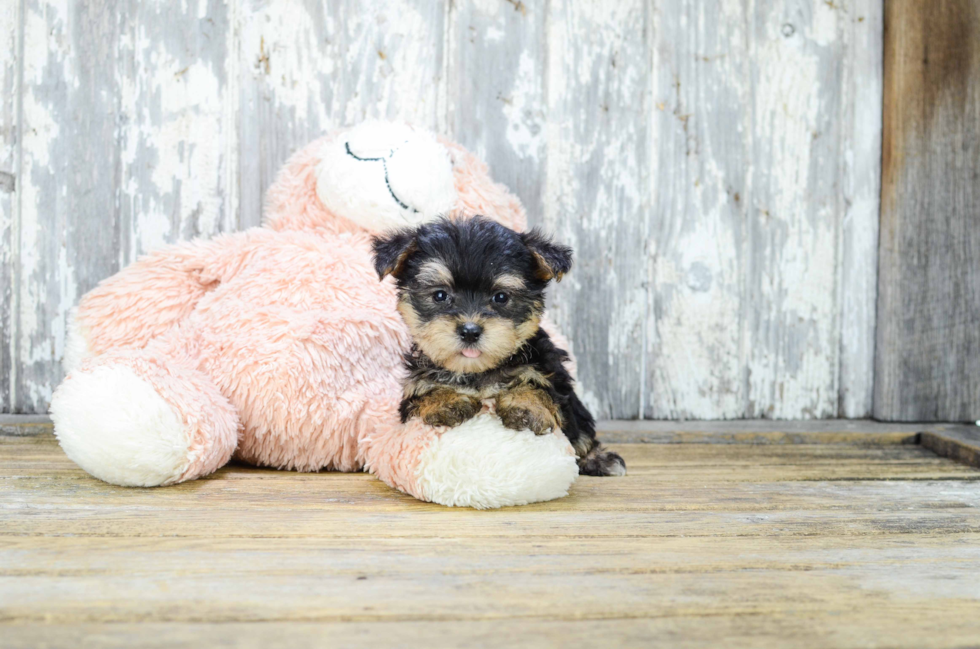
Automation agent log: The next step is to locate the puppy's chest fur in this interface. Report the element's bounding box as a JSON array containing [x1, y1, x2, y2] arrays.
[[399, 327, 574, 438], [403, 343, 554, 401]]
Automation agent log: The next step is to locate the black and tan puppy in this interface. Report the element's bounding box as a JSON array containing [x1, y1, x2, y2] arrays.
[[371, 216, 626, 477]]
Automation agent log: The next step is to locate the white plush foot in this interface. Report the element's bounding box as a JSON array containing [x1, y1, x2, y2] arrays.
[[50, 365, 191, 487], [416, 414, 579, 509]]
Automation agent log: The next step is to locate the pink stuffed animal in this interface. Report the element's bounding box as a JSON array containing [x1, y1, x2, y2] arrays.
[[50, 121, 580, 509]]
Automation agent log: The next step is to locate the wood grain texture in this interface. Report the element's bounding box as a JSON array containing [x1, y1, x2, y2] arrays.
[[7, 616, 980, 649], [646, 0, 746, 420], [646, 0, 882, 420], [15, 0, 115, 413], [237, 0, 448, 228], [921, 426, 980, 469], [449, 0, 547, 223], [2, 0, 884, 419], [838, 0, 883, 418], [2, 434, 980, 647], [544, 0, 651, 419], [7, 615, 980, 649], [15, 1, 112, 409], [876, 0, 980, 422], [11, 0, 238, 412], [116, 0, 239, 261], [0, 0, 18, 413], [740, 0, 845, 420]]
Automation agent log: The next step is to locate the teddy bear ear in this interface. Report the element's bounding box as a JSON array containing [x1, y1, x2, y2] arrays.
[[371, 228, 418, 280], [520, 229, 573, 282]]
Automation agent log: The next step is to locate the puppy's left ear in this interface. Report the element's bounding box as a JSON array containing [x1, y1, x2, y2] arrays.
[[521, 229, 573, 282], [371, 228, 417, 280]]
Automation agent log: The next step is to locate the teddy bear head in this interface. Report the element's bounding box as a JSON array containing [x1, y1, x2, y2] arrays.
[[263, 120, 528, 235]]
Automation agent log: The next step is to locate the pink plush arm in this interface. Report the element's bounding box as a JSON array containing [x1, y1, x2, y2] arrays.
[[75, 229, 271, 355]]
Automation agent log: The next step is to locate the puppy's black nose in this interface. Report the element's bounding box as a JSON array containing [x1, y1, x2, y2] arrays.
[[458, 322, 483, 344]]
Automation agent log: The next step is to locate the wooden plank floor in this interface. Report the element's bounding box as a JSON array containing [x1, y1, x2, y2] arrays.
[[3, 427, 980, 648]]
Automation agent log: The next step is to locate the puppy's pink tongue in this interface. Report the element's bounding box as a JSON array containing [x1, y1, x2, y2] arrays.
[[461, 348, 482, 359]]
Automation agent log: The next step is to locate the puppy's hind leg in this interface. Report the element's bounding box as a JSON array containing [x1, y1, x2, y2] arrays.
[[574, 437, 627, 477], [563, 391, 626, 476]]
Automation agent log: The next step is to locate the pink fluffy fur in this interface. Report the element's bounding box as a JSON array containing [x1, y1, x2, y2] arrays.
[[57, 127, 575, 499]]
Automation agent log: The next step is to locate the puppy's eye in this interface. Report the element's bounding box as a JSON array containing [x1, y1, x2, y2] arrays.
[[433, 290, 449, 303], [493, 292, 509, 304]]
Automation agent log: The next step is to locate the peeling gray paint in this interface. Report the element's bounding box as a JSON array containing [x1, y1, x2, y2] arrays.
[[645, 0, 880, 420], [0, 0, 18, 413], [1, 0, 882, 418]]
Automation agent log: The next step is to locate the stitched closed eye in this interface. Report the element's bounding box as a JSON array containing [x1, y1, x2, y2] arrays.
[[344, 141, 420, 214]]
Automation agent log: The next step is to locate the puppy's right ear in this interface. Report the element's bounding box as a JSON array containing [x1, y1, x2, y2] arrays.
[[371, 228, 417, 280], [521, 229, 573, 282]]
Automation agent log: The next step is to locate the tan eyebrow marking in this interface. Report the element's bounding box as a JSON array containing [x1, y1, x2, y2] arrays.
[[493, 273, 526, 291], [417, 261, 454, 287]]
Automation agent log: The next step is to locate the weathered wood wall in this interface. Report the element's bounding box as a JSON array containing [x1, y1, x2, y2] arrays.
[[1, 0, 882, 419], [1, 0, 17, 414], [875, 0, 980, 422]]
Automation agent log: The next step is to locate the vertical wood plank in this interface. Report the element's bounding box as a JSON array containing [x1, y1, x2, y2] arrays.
[[544, 0, 651, 419], [742, 0, 847, 420], [237, 0, 447, 228], [116, 0, 238, 263], [646, 0, 878, 420], [15, 0, 121, 412], [0, 0, 19, 412], [837, 0, 882, 418], [448, 0, 547, 223], [875, 0, 980, 421], [12, 0, 239, 412], [645, 0, 750, 419]]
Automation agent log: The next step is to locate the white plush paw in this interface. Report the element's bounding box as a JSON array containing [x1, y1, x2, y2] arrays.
[[416, 414, 579, 509], [50, 365, 191, 487]]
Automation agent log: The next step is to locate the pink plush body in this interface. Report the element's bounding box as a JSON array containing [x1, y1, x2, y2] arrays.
[[57, 126, 574, 502]]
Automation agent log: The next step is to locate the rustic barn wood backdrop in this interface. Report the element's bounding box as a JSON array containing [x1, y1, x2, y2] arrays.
[[0, 0, 896, 419], [876, 0, 980, 423]]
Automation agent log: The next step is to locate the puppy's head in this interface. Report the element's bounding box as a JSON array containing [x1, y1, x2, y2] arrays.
[[372, 216, 572, 374]]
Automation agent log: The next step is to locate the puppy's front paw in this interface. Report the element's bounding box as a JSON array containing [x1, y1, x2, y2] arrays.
[[423, 408, 478, 428], [498, 405, 560, 435], [417, 391, 482, 428], [500, 407, 555, 435], [497, 389, 561, 435]]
